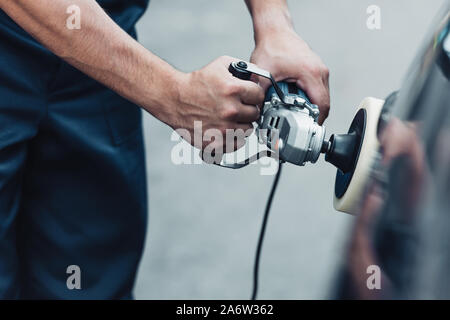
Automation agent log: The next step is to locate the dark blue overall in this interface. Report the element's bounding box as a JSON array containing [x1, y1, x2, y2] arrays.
[[0, 0, 150, 299]]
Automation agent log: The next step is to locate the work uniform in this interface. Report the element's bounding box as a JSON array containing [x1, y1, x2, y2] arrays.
[[0, 0, 150, 299]]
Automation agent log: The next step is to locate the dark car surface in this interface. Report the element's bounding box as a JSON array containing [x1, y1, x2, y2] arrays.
[[335, 6, 450, 299]]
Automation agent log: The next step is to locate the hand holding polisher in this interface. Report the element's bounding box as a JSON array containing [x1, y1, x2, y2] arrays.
[[218, 60, 384, 214]]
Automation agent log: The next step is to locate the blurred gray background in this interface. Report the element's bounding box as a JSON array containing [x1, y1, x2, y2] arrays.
[[133, 0, 446, 299]]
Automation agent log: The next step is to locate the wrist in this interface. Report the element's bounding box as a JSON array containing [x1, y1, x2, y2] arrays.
[[251, 7, 295, 45], [160, 68, 189, 129], [140, 59, 187, 129]]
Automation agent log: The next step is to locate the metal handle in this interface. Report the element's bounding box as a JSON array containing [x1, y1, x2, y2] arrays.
[[264, 81, 311, 104], [215, 61, 320, 169], [229, 61, 320, 120], [229, 61, 287, 103]]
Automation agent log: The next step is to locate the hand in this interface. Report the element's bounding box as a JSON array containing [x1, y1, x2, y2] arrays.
[[170, 56, 264, 158], [250, 30, 330, 125]]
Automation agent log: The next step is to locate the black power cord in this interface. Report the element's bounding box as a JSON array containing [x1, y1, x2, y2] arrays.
[[251, 162, 284, 300]]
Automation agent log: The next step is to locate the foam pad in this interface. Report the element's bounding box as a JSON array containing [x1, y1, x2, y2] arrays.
[[333, 97, 384, 215]]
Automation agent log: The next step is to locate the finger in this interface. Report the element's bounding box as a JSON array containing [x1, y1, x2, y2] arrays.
[[322, 71, 330, 91], [296, 78, 330, 125], [224, 125, 253, 145], [235, 104, 260, 123], [222, 135, 247, 154], [317, 93, 331, 125], [235, 123, 254, 137], [252, 74, 272, 92], [237, 79, 265, 106]]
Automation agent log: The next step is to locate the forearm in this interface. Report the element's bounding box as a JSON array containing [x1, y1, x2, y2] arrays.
[[0, 0, 182, 126], [246, 0, 330, 123], [245, 0, 294, 44]]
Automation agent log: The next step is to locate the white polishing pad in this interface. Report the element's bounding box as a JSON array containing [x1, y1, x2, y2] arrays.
[[333, 97, 384, 215]]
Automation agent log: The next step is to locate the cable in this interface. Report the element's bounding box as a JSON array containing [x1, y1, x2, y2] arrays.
[[251, 162, 284, 300]]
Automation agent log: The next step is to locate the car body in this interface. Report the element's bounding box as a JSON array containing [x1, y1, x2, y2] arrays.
[[334, 6, 450, 299]]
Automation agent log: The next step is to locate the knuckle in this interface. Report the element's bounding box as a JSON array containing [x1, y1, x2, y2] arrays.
[[220, 105, 239, 120], [304, 63, 322, 78], [311, 67, 322, 78], [223, 81, 240, 96]]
